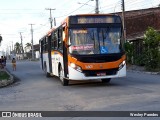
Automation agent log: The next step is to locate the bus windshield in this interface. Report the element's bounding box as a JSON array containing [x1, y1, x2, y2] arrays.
[[69, 27, 122, 55]]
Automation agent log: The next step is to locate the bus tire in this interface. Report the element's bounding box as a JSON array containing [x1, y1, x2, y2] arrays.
[[46, 72, 50, 77], [62, 78, 69, 86], [59, 65, 69, 86], [101, 78, 111, 83]]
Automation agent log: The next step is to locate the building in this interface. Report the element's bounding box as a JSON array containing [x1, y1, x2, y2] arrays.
[[24, 44, 39, 59], [33, 44, 40, 59], [116, 7, 160, 59], [116, 7, 160, 40], [124, 7, 160, 40]]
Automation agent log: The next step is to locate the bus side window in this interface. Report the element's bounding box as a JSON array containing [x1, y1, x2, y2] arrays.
[[41, 40, 43, 52], [45, 37, 48, 51], [40, 40, 43, 53], [42, 39, 45, 53], [51, 33, 54, 50], [58, 28, 63, 50], [53, 31, 58, 49], [51, 38, 53, 50]]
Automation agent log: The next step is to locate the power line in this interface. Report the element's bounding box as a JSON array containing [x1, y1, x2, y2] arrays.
[[55, 0, 91, 18], [54, 0, 75, 9], [100, 0, 159, 13]]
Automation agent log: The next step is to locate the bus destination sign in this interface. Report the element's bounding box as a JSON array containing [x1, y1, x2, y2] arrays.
[[70, 16, 121, 24], [78, 17, 113, 24]]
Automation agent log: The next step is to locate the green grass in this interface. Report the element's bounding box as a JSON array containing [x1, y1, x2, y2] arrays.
[[0, 71, 10, 80]]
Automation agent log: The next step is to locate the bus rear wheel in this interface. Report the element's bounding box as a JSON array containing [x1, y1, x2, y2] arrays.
[[101, 78, 111, 83], [59, 65, 69, 86]]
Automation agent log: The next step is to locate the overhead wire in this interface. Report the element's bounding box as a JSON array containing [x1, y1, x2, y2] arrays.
[[1, 0, 160, 46], [55, 0, 91, 18], [100, 0, 159, 13]]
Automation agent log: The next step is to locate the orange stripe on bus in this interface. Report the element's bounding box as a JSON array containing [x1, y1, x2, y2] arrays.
[[68, 55, 126, 70], [50, 50, 126, 70], [51, 50, 63, 56]]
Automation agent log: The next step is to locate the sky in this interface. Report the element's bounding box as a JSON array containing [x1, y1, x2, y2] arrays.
[[0, 0, 160, 53]]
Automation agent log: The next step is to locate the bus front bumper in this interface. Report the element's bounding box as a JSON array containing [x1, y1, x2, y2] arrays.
[[68, 64, 126, 80]]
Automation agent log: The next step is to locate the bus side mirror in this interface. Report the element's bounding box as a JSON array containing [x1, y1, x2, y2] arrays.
[[67, 44, 72, 48]]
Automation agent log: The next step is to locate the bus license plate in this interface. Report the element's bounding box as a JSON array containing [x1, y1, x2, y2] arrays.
[[97, 72, 106, 76]]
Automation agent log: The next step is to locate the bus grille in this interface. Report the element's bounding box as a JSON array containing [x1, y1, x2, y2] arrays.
[[83, 68, 118, 77]]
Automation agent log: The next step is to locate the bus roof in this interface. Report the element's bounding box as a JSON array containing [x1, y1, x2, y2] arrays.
[[39, 28, 55, 41], [69, 13, 119, 17]]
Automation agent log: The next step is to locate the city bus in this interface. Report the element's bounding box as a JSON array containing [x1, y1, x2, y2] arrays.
[[39, 14, 126, 86]]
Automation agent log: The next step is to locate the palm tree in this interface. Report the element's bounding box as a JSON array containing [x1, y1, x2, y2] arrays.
[[25, 43, 31, 53], [25, 43, 32, 59], [14, 42, 21, 54], [25, 43, 31, 47]]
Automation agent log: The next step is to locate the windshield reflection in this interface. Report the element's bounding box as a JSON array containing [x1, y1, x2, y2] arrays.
[[69, 27, 121, 55]]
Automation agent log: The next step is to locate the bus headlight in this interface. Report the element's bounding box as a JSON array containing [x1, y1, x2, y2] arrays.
[[119, 60, 126, 70], [70, 63, 76, 68], [70, 63, 82, 72]]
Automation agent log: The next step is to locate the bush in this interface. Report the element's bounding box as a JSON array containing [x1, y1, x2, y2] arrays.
[[124, 42, 134, 64], [0, 71, 10, 80], [143, 27, 160, 71], [125, 27, 160, 71]]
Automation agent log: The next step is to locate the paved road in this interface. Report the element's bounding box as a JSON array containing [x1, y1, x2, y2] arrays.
[[0, 60, 160, 120]]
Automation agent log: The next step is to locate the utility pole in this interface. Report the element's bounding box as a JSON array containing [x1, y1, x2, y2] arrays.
[[11, 41, 13, 55], [95, 0, 99, 14], [121, 0, 126, 43], [29, 24, 35, 60], [0, 34, 2, 46], [9, 46, 11, 56], [45, 8, 56, 29], [19, 32, 24, 59]]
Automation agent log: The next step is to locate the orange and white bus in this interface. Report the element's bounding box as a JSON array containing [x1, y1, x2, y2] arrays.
[[39, 14, 126, 86]]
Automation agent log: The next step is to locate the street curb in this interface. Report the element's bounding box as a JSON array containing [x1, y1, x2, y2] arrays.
[[127, 70, 160, 75], [0, 69, 14, 88]]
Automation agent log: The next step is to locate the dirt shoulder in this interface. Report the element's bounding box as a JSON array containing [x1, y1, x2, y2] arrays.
[[127, 64, 160, 75]]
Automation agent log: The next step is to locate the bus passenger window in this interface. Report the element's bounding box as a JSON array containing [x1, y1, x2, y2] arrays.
[[53, 32, 58, 49], [58, 29, 63, 50], [45, 37, 48, 51], [51, 38, 54, 50]]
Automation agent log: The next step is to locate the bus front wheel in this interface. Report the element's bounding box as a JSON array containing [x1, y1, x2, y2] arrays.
[[59, 65, 69, 86], [101, 78, 111, 83]]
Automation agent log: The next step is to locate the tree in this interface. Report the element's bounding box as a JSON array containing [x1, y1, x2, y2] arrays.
[[143, 27, 160, 71], [25, 43, 31, 47], [14, 42, 21, 54], [25, 43, 32, 59], [124, 41, 134, 64]]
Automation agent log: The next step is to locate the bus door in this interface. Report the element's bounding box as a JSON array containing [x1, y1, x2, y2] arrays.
[[40, 40, 44, 70], [47, 36, 52, 73], [62, 27, 68, 78]]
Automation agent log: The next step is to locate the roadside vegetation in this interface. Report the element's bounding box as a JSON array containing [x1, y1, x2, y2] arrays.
[[125, 27, 160, 71], [0, 71, 10, 80]]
